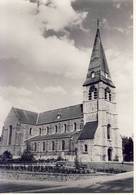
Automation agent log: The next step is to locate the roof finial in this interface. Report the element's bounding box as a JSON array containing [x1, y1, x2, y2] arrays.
[[97, 18, 100, 30]]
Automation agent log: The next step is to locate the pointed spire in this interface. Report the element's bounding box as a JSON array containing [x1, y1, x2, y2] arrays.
[[83, 19, 115, 87]]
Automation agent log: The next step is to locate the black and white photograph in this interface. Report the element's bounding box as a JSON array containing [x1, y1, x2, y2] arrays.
[[0, 0, 133, 193]]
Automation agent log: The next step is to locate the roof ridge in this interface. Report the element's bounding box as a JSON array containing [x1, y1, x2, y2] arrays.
[[39, 103, 83, 114], [13, 107, 38, 114], [12, 107, 21, 122]]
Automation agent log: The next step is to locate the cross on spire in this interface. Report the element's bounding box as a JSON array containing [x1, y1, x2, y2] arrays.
[[97, 18, 100, 29]]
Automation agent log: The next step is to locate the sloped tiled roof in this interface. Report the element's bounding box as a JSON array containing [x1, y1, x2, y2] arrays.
[[83, 22, 115, 88], [37, 104, 83, 125], [12, 104, 83, 126], [13, 107, 38, 125], [25, 131, 80, 142], [78, 121, 98, 140]]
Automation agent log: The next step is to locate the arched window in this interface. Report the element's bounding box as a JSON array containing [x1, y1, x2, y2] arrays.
[[8, 125, 12, 145], [109, 93, 111, 101], [55, 125, 58, 133], [64, 124, 67, 132], [73, 123, 77, 131], [34, 142, 37, 151], [39, 128, 42, 135], [107, 124, 111, 139], [108, 147, 112, 161], [84, 144, 88, 152], [52, 141, 55, 151], [29, 128, 32, 135], [105, 89, 107, 99], [62, 140, 65, 151], [88, 85, 97, 100], [88, 88, 92, 100], [47, 126, 49, 135], [105, 87, 111, 101], [94, 88, 98, 99], [43, 142, 45, 151]]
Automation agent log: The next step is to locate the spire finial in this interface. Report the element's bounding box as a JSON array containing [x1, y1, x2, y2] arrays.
[[97, 18, 100, 29]]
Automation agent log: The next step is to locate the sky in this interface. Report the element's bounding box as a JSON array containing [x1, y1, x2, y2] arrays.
[[0, 0, 133, 136]]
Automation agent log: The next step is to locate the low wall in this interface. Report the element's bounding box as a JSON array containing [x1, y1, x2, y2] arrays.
[[87, 162, 133, 172], [0, 170, 109, 182]]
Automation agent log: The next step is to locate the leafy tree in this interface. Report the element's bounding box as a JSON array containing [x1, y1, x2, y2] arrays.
[[122, 136, 133, 161], [20, 143, 34, 162], [1, 151, 12, 162]]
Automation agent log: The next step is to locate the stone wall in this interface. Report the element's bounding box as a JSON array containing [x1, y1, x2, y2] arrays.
[[87, 162, 133, 172], [0, 170, 109, 182]]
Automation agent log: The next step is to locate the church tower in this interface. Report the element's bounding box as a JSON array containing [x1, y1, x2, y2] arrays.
[[78, 20, 123, 162]]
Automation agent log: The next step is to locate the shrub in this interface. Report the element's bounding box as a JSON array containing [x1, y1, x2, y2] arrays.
[[20, 144, 34, 162], [20, 149, 34, 162], [1, 151, 12, 162]]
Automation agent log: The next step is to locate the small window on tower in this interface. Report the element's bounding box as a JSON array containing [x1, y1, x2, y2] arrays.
[[91, 72, 95, 78], [94, 88, 98, 99], [88, 86, 94, 100], [107, 124, 111, 139], [105, 87, 111, 101], [105, 89, 107, 99], [109, 93, 112, 101], [105, 73, 108, 78], [88, 90, 92, 100], [84, 144, 88, 153]]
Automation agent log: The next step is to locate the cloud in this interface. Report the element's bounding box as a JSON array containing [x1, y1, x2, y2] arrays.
[[116, 3, 121, 9], [113, 27, 124, 33], [0, 97, 12, 129], [0, 0, 89, 81], [106, 49, 133, 136], [0, 86, 32, 98], [28, 0, 88, 31], [42, 86, 66, 95], [0, 0, 133, 138]]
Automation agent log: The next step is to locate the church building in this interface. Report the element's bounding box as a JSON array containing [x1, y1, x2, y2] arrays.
[[0, 21, 123, 162]]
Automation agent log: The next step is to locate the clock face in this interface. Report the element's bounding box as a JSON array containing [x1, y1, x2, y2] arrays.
[[57, 115, 61, 119]]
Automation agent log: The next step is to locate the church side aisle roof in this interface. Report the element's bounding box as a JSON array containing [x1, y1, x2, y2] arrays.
[[12, 104, 83, 126], [78, 121, 98, 140], [25, 131, 80, 142]]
